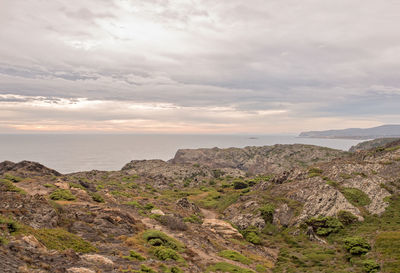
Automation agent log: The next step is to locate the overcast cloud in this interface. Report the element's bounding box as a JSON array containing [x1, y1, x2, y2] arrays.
[[0, 0, 399, 133]]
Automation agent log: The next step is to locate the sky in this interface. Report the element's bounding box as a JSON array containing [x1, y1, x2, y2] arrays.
[[0, 0, 399, 134]]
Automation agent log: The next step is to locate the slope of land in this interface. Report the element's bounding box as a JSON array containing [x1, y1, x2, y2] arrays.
[[1, 142, 400, 272], [299, 124, 400, 139], [349, 138, 400, 152]]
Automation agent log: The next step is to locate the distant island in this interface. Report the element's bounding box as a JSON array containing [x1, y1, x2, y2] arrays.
[[299, 124, 400, 139]]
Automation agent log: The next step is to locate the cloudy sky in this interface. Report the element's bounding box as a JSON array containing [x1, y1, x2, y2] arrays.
[[1, 0, 399, 134]]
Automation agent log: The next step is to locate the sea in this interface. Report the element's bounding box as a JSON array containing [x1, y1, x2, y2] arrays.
[[0, 134, 363, 174]]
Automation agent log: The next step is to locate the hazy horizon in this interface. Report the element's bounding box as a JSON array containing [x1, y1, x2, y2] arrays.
[[1, 1, 399, 134]]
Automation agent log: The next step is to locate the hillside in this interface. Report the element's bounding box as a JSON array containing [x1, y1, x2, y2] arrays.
[[299, 125, 400, 139], [349, 138, 400, 152], [1, 143, 400, 272]]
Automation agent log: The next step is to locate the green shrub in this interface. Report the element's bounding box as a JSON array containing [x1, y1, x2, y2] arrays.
[[337, 210, 358, 225], [242, 226, 262, 245], [206, 262, 255, 273], [30, 228, 97, 253], [306, 216, 343, 236], [124, 200, 142, 208], [341, 188, 371, 207], [218, 250, 252, 265], [140, 264, 157, 273], [124, 250, 145, 261], [362, 259, 380, 273], [144, 203, 155, 210], [142, 230, 183, 250], [49, 189, 76, 201], [4, 173, 23, 182], [308, 168, 323, 178], [90, 192, 104, 203], [0, 216, 21, 233], [233, 180, 248, 189], [169, 266, 183, 273], [255, 264, 268, 272], [68, 182, 85, 190], [259, 204, 275, 223], [153, 246, 181, 261], [0, 179, 26, 194], [183, 215, 203, 224], [343, 237, 371, 255]]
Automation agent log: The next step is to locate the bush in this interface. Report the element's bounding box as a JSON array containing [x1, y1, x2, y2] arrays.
[[31, 228, 97, 253], [169, 266, 183, 273], [140, 264, 157, 273], [158, 216, 188, 231], [49, 189, 76, 201], [0, 216, 21, 233], [144, 203, 155, 210], [4, 173, 23, 182], [341, 188, 371, 207], [362, 259, 380, 273], [343, 237, 371, 255], [337, 210, 358, 225], [0, 179, 26, 194], [90, 192, 104, 203], [183, 215, 203, 224], [306, 216, 343, 236], [218, 250, 252, 265], [142, 230, 183, 250], [242, 226, 262, 245], [259, 204, 275, 223], [153, 246, 181, 261], [233, 180, 248, 189], [124, 250, 145, 261]]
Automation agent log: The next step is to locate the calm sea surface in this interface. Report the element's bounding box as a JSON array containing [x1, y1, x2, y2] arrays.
[[0, 134, 363, 174]]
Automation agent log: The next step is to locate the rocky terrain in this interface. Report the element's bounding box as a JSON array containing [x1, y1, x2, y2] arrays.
[[349, 138, 400, 152], [1, 142, 400, 272]]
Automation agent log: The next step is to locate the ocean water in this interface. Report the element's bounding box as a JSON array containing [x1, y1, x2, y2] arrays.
[[0, 134, 363, 174]]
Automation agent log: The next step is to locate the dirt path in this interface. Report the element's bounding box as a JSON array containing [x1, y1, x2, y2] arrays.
[[200, 208, 218, 219]]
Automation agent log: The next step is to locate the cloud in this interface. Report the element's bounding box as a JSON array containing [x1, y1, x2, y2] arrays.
[[0, 0, 399, 133]]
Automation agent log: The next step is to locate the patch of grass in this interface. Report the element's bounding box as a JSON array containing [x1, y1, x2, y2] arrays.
[[0, 216, 21, 233], [90, 192, 104, 203], [68, 182, 86, 190], [218, 250, 252, 265], [206, 262, 255, 273], [375, 231, 400, 272], [142, 230, 184, 251], [49, 189, 76, 201], [197, 190, 240, 212], [123, 250, 146, 261], [44, 183, 56, 188], [110, 190, 133, 198], [0, 179, 26, 194], [3, 173, 23, 182], [124, 200, 142, 208], [308, 168, 323, 178], [183, 214, 203, 224], [340, 188, 371, 207], [340, 173, 353, 180], [24, 227, 97, 253], [385, 145, 400, 152]]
